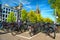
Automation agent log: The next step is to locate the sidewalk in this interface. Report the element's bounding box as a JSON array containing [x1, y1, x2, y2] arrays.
[[16, 31, 60, 40], [0, 30, 60, 40]]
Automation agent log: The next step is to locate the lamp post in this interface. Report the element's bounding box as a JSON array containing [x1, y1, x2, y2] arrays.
[[16, 3, 23, 28], [54, 8, 58, 39], [55, 9, 58, 24]]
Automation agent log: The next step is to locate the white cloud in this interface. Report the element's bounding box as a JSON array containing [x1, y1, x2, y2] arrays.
[[20, 0, 30, 5], [25, 6, 32, 9], [40, 4, 46, 7], [47, 10, 53, 11], [41, 9, 53, 12], [4, 4, 9, 7]]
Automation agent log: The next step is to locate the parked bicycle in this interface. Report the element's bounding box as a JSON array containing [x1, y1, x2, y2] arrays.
[[11, 21, 28, 36], [2, 21, 11, 33], [44, 23, 57, 39]]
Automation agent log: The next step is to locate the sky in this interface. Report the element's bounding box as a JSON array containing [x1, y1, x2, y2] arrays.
[[0, 0, 55, 21]]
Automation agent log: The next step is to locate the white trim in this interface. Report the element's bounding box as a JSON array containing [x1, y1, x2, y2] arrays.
[[16, 32, 41, 39], [8, 32, 41, 39], [16, 35, 30, 39]]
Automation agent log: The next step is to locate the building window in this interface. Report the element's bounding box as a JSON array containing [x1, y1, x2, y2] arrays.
[[0, 12, 2, 16], [3, 8, 5, 9], [6, 8, 8, 10], [3, 14, 5, 17], [6, 11, 7, 13], [3, 18, 4, 20], [8, 12, 10, 14], [3, 11, 5, 13], [15, 14, 17, 16], [11, 9, 13, 11], [5, 19, 7, 21], [9, 9, 10, 11], [6, 15, 7, 17]]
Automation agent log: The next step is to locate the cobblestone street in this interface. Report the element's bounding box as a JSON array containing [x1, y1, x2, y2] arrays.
[[0, 30, 60, 40]]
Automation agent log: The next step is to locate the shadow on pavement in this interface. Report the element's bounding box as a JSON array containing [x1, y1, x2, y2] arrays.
[[44, 33, 55, 39], [48, 34, 55, 39], [0, 32, 7, 35]]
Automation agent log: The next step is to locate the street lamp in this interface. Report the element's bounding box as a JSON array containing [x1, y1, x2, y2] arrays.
[[56, 16, 58, 19], [15, 3, 23, 28], [54, 9, 58, 39], [54, 9, 58, 24]]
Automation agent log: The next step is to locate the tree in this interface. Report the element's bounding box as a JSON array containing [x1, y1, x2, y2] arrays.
[[36, 13, 43, 22], [27, 10, 37, 23], [43, 18, 53, 23], [57, 18, 60, 23], [48, 0, 60, 23], [21, 9, 27, 22], [48, 0, 60, 9], [6, 12, 16, 23]]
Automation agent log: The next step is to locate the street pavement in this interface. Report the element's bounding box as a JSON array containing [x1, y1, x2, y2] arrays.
[[0, 30, 60, 40]]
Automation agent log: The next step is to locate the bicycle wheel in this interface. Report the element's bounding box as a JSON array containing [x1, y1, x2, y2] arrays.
[[48, 27, 56, 39], [11, 27, 17, 36]]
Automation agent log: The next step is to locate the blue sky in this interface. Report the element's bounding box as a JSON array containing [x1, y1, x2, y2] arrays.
[[0, 0, 55, 21]]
